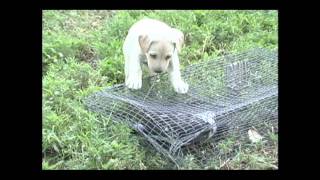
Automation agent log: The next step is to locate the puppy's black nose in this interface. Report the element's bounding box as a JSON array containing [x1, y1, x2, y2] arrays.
[[154, 70, 163, 73]]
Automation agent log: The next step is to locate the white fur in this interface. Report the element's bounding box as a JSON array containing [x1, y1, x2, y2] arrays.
[[123, 18, 189, 93]]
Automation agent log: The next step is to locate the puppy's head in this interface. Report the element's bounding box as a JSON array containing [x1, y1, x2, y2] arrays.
[[138, 29, 184, 74]]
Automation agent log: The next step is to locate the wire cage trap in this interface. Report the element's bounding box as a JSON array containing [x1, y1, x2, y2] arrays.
[[84, 48, 278, 169]]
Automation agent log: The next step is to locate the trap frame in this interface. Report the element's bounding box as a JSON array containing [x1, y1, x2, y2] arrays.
[[85, 48, 278, 169]]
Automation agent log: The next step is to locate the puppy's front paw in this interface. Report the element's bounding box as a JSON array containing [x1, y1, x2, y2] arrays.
[[125, 76, 142, 90], [173, 80, 189, 94]]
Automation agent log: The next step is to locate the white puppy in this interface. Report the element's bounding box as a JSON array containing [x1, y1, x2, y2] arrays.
[[123, 18, 189, 94]]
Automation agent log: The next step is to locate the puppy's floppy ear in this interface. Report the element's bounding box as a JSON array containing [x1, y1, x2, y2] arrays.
[[171, 28, 184, 53], [138, 34, 150, 54]]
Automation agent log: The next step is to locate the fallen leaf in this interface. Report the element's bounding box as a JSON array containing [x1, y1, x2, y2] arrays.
[[248, 129, 263, 143]]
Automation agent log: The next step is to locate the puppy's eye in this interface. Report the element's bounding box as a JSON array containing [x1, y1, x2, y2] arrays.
[[150, 54, 157, 59], [165, 55, 171, 60]]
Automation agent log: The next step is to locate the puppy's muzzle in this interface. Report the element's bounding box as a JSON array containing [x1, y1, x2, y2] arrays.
[[154, 69, 163, 73]]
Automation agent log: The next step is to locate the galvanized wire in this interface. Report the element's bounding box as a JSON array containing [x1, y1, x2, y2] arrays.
[[85, 48, 278, 168]]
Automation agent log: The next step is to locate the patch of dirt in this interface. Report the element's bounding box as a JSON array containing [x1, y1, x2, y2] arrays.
[[76, 45, 99, 69]]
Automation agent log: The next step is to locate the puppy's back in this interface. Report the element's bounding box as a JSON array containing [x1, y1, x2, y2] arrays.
[[127, 18, 173, 39], [123, 18, 173, 54]]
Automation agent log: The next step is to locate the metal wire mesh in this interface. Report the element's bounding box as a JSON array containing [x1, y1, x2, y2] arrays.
[[84, 48, 278, 169]]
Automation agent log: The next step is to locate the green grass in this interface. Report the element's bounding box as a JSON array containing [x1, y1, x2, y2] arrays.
[[42, 10, 278, 170]]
